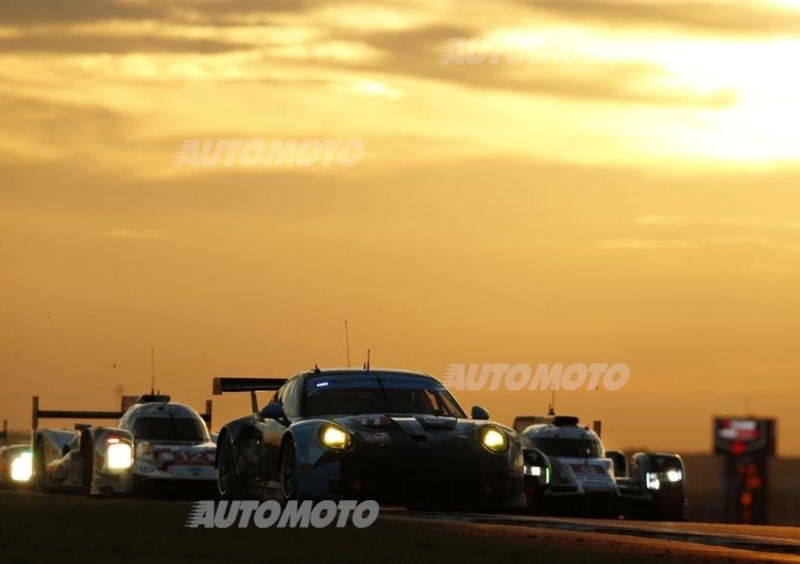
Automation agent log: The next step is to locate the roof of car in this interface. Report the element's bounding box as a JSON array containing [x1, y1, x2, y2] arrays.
[[123, 402, 200, 419], [521, 416, 601, 441], [296, 368, 436, 380]]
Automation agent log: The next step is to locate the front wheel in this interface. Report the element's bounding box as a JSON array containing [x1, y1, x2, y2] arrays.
[[279, 440, 299, 502], [217, 438, 237, 499]]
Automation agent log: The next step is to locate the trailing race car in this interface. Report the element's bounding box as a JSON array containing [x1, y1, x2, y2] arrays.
[[0, 444, 33, 489], [31, 394, 216, 496], [213, 368, 524, 509], [516, 414, 686, 520]]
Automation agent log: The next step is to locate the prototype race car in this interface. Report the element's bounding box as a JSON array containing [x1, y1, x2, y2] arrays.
[[0, 444, 33, 489], [214, 368, 524, 509], [31, 394, 217, 496], [517, 414, 686, 520]]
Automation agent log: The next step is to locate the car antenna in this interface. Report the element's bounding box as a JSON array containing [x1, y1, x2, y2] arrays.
[[344, 320, 351, 368], [150, 348, 156, 395], [548, 388, 556, 416], [363, 348, 371, 371]]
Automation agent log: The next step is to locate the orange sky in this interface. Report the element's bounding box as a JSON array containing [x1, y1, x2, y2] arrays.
[[1, 0, 799, 455]]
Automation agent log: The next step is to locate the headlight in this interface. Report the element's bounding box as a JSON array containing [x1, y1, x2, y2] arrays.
[[320, 424, 351, 450], [480, 426, 508, 453], [645, 472, 661, 490], [525, 465, 550, 483], [646, 469, 682, 490], [10, 452, 33, 483], [106, 442, 134, 470], [666, 469, 683, 483]]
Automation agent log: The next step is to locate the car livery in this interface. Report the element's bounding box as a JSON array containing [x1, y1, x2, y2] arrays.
[[214, 368, 525, 510], [518, 414, 686, 520], [31, 394, 216, 496]]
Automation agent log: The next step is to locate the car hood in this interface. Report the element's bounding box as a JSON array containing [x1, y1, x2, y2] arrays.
[[331, 413, 489, 441], [135, 440, 216, 470], [549, 456, 616, 492]]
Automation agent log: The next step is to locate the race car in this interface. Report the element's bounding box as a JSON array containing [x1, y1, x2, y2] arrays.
[[213, 368, 524, 509], [31, 394, 217, 496], [517, 414, 686, 520], [0, 444, 33, 489]]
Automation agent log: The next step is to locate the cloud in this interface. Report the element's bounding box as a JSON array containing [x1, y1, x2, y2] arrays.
[[0, 0, 161, 25], [636, 214, 800, 232], [329, 25, 736, 107], [105, 228, 163, 240], [522, 0, 800, 37], [0, 0, 313, 26], [597, 238, 696, 250], [0, 33, 250, 54], [598, 236, 800, 253]]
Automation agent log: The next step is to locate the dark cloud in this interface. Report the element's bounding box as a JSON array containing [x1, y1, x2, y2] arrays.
[[0, 0, 161, 24], [0, 33, 249, 54], [0, 0, 312, 26], [330, 25, 736, 107], [522, 0, 800, 36]]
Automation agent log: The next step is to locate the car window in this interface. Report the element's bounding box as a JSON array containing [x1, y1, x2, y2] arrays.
[[282, 378, 301, 418], [528, 437, 602, 458], [303, 374, 465, 417]]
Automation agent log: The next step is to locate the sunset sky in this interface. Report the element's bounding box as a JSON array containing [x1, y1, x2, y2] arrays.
[[1, 0, 799, 455]]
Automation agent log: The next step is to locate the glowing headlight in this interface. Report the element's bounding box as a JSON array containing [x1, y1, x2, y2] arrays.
[[526, 465, 542, 477], [645, 472, 661, 490], [106, 443, 133, 470], [666, 469, 683, 483], [320, 425, 351, 450], [480, 427, 508, 453], [10, 452, 33, 483]]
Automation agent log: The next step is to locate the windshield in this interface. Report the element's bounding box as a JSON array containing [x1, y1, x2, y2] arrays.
[[304, 374, 465, 417], [528, 437, 602, 458], [131, 416, 207, 442]]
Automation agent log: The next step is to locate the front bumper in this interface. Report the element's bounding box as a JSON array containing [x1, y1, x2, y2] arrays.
[[301, 442, 524, 509]]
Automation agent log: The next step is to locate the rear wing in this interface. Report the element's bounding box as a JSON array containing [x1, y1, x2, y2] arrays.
[[31, 396, 213, 430], [31, 396, 123, 431], [198, 400, 213, 426], [212, 377, 286, 413]]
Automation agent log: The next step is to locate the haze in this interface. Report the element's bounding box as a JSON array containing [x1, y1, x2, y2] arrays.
[[1, 0, 798, 454]]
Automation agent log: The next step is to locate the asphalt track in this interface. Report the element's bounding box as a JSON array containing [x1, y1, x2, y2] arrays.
[[384, 510, 800, 562]]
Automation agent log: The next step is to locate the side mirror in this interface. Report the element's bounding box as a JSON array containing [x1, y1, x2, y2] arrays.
[[260, 403, 287, 422], [471, 405, 490, 420]]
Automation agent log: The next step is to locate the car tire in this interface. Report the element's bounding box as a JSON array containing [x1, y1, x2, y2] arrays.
[[217, 437, 260, 500], [279, 440, 300, 502]]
